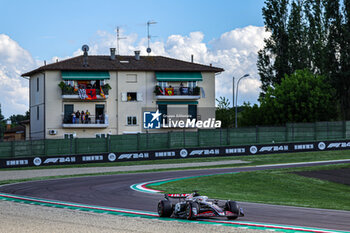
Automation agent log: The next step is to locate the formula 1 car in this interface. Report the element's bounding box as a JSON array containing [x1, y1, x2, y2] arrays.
[[157, 191, 244, 220]]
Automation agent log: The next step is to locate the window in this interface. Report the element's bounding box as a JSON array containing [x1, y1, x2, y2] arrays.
[[188, 81, 197, 88], [95, 133, 107, 138], [158, 104, 167, 124], [64, 104, 74, 123], [126, 74, 137, 83], [157, 81, 167, 89], [37, 78, 39, 92], [64, 133, 74, 139], [64, 80, 74, 87], [36, 106, 39, 120], [188, 105, 197, 120], [127, 92, 137, 101], [127, 116, 137, 125]]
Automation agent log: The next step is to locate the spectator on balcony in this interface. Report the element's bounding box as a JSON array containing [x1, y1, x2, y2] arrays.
[[81, 111, 85, 124], [72, 111, 76, 124], [179, 82, 184, 95], [85, 110, 91, 123], [75, 110, 80, 124]]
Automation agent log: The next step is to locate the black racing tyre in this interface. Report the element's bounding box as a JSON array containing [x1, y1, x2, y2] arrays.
[[186, 202, 199, 220], [158, 200, 173, 217], [225, 201, 239, 220]]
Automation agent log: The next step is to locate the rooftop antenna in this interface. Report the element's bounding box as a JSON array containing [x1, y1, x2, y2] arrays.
[[147, 20, 157, 55], [82, 44, 89, 67], [116, 26, 126, 55]]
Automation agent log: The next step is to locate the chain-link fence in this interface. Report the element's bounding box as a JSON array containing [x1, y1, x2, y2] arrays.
[[0, 121, 349, 159]]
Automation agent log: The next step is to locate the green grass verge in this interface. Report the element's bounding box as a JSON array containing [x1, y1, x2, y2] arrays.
[[2, 149, 350, 171], [148, 163, 350, 211]]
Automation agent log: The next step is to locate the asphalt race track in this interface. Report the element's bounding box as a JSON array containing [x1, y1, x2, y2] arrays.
[[1, 160, 350, 231]]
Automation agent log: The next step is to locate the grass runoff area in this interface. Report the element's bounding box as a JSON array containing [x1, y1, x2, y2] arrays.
[[148, 163, 350, 211]]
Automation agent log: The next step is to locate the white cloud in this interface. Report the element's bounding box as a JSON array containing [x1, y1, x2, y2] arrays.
[[0, 34, 38, 118], [0, 26, 269, 117]]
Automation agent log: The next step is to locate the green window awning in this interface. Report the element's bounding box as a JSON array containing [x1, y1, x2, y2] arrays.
[[155, 72, 202, 82], [62, 71, 110, 80], [156, 101, 198, 105]]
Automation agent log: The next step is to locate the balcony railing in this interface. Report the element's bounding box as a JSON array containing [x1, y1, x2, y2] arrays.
[[62, 115, 108, 128], [59, 82, 110, 100], [154, 86, 201, 99]]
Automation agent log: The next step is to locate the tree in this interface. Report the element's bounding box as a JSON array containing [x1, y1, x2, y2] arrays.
[[215, 97, 234, 128], [0, 104, 5, 141], [258, 0, 290, 96], [9, 111, 30, 126], [260, 69, 337, 124]]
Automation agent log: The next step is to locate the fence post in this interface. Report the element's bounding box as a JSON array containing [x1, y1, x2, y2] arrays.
[[327, 121, 329, 139], [137, 133, 140, 151], [11, 141, 15, 158], [30, 139, 33, 157], [75, 138, 78, 155], [168, 131, 171, 148], [197, 129, 200, 146], [44, 139, 48, 156], [220, 128, 222, 145], [70, 137, 73, 154], [343, 121, 346, 139], [226, 128, 230, 145], [256, 125, 259, 143], [146, 130, 149, 149], [285, 124, 288, 142], [314, 122, 317, 141], [183, 129, 185, 147]]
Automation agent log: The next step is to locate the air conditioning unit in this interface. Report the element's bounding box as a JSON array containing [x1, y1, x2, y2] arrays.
[[49, 130, 57, 135]]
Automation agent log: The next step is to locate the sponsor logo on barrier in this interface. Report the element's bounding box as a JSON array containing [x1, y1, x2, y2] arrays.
[[43, 157, 76, 164], [108, 153, 117, 162], [155, 151, 176, 157], [225, 148, 245, 154], [318, 142, 326, 150], [259, 145, 288, 153], [250, 146, 258, 154], [249, 145, 288, 154], [189, 149, 220, 156], [6, 159, 29, 166], [327, 142, 350, 149], [180, 149, 188, 158], [82, 155, 103, 161], [118, 153, 149, 160], [294, 144, 314, 150], [33, 157, 42, 166]]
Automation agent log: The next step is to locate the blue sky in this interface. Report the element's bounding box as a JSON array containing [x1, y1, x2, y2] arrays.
[[1, 0, 264, 60], [0, 0, 267, 118]]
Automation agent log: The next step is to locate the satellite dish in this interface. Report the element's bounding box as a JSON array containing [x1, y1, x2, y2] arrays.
[[82, 45, 89, 52], [146, 47, 151, 54]]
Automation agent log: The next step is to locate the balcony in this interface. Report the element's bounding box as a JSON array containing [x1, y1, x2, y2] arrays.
[[62, 115, 108, 128], [154, 86, 201, 100], [59, 82, 110, 100]]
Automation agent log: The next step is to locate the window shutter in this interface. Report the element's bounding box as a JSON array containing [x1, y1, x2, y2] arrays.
[[121, 93, 127, 102], [137, 92, 143, 101]]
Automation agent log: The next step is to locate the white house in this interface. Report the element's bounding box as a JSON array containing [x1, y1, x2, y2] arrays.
[[22, 48, 223, 139]]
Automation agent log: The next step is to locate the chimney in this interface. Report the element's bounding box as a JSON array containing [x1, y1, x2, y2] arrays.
[[191, 54, 194, 63], [83, 51, 88, 67], [6, 120, 11, 131], [110, 48, 116, 60], [134, 50, 140, 61]]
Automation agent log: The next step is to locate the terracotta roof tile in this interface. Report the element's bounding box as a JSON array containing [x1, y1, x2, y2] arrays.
[[22, 55, 224, 76]]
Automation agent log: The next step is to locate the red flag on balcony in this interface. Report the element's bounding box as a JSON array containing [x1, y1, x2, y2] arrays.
[[85, 89, 97, 100], [165, 87, 174, 96]]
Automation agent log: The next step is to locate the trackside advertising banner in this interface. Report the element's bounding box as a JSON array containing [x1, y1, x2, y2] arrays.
[[1, 140, 350, 168]]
